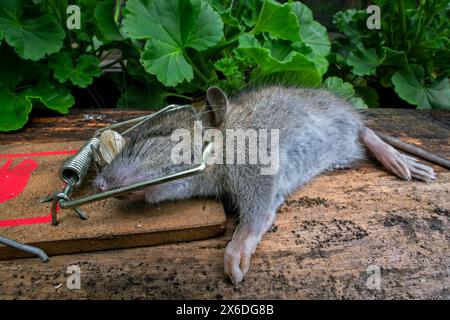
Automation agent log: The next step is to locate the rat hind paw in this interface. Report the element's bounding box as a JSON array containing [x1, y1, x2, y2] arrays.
[[224, 238, 258, 285], [368, 141, 436, 182], [402, 154, 436, 182], [384, 150, 436, 182], [360, 127, 436, 183]]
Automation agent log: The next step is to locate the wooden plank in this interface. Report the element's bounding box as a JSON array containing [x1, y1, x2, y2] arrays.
[[1, 109, 449, 146], [0, 109, 449, 299], [0, 142, 226, 260]]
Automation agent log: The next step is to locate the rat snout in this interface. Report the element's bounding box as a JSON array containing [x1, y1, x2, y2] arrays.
[[93, 175, 109, 192]]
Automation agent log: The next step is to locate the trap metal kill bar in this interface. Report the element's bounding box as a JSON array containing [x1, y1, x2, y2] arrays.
[[1, 104, 212, 262], [0, 105, 212, 263], [45, 104, 213, 226]]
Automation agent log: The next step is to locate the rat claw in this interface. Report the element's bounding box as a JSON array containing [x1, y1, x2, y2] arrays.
[[411, 169, 436, 182], [402, 154, 436, 182], [394, 156, 411, 181]]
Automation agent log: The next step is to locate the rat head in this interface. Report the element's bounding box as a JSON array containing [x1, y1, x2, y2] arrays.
[[92, 87, 229, 203]]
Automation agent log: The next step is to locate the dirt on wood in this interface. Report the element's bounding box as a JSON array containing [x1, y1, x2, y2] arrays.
[[0, 109, 448, 299], [0, 142, 226, 259]]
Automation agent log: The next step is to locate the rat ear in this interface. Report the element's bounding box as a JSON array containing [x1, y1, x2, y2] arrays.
[[206, 87, 229, 126]]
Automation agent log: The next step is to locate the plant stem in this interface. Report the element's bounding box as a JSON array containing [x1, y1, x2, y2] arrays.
[[415, 7, 437, 44], [204, 33, 241, 60], [396, 0, 407, 48], [114, 0, 121, 24], [411, 0, 438, 56], [414, 0, 424, 43], [184, 53, 209, 84], [165, 93, 194, 101]]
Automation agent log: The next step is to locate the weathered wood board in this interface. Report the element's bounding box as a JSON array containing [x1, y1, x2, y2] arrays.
[[0, 109, 448, 300], [0, 142, 226, 260]]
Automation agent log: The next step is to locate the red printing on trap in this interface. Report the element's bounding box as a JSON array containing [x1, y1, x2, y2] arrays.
[[0, 149, 77, 227]]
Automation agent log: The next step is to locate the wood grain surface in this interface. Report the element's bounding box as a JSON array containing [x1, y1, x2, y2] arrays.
[[0, 109, 449, 299]]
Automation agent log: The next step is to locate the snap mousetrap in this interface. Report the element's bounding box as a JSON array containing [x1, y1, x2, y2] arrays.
[[0, 106, 226, 261]]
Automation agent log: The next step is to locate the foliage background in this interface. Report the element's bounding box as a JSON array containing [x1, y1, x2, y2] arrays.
[[0, 0, 448, 132]]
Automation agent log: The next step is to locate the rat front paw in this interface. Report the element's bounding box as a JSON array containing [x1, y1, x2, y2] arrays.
[[224, 239, 256, 285]]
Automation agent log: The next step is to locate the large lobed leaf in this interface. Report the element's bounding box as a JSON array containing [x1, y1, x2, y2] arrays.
[[48, 52, 102, 88], [122, 0, 224, 86], [0, 88, 33, 132], [324, 76, 368, 108], [0, 46, 75, 131], [0, 0, 65, 61], [347, 44, 385, 76], [252, 0, 301, 42], [95, 0, 125, 42], [236, 34, 322, 87], [0, 83, 74, 132], [392, 65, 450, 109], [290, 2, 330, 57]]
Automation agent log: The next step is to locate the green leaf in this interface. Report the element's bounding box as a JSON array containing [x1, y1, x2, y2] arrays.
[[236, 34, 321, 87], [324, 76, 354, 99], [290, 2, 330, 56], [0, 45, 31, 89], [140, 41, 194, 87], [0, 79, 75, 131], [218, 7, 243, 30], [324, 76, 368, 108], [349, 97, 368, 109], [355, 86, 380, 108], [291, 41, 328, 76], [290, 1, 313, 24], [253, 0, 300, 42], [240, 0, 263, 28], [122, 0, 224, 86], [214, 57, 244, 89], [95, 0, 124, 42], [392, 65, 450, 109], [0, 87, 32, 131], [205, 0, 243, 30], [347, 44, 385, 76], [49, 53, 102, 88], [333, 9, 368, 41], [24, 82, 74, 114], [382, 47, 408, 67], [0, 0, 65, 61]]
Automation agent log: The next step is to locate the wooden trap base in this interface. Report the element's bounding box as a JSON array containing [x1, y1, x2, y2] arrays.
[[0, 142, 226, 260]]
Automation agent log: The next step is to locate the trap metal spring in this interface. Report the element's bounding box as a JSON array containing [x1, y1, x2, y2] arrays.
[[44, 104, 213, 226]]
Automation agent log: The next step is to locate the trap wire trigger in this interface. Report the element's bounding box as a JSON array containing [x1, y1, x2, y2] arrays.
[[48, 104, 213, 226]]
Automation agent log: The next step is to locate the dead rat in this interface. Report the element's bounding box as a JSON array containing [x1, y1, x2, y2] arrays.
[[94, 85, 445, 285]]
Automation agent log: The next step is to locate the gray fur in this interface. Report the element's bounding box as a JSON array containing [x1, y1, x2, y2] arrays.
[[93, 85, 433, 284], [95, 85, 364, 215]]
